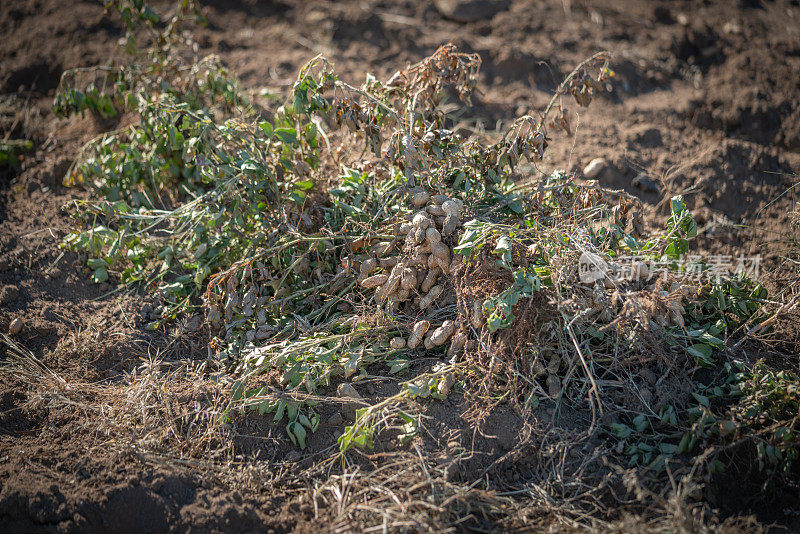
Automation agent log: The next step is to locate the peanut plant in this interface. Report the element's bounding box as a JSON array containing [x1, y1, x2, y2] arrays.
[[54, 1, 797, 494]]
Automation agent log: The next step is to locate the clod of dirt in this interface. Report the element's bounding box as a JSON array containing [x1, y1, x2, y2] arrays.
[[653, 6, 675, 24], [434, 0, 510, 23], [326, 412, 344, 426], [8, 317, 23, 335], [632, 173, 660, 194], [337, 383, 362, 400], [583, 157, 607, 179], [184, 315, 202, 333], [0, 284, 20, 306], [337, 383, 363, 421]]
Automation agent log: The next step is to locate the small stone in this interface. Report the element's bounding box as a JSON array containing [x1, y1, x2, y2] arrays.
[[326, 412, 344, 426], [0, 285, 19, 306], [632, 173, 660, 194], [9, 318, 23, 335], [583, 158, 607, 179], [49, 268, 62, 279]]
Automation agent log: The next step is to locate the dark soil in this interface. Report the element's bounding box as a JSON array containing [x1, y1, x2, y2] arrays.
[[2, 0, 799, 531]]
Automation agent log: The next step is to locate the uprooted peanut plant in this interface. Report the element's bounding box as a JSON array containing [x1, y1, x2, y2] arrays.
[[37, 0, 799, 530]]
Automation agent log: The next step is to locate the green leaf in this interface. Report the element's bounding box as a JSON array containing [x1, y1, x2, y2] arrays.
[[87, 258, 108, 269], [273, 401, 286, 423], [508, 198, 524, 214], [259, 121, 274, 138], [91, 267, 109, 283], [274, 128, 297, 144], [671, 196, 685, 216], [289, 421, 307, 449], [231, 380, 246, 401], [610, 423, 632, 439], [632, 414, 648, 433], [687, 344, 714, 366]]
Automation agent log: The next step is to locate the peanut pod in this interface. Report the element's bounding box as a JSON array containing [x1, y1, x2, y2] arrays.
[[412, 191, 431, 208], [401, 268, 417, 291], [448, 255, 463, 274], [380, 257, 399, 268], [427, 204, 446, 217], [420, 267, 439, 293], [371, 241, 394, 257], [423, 330, 435, 350], [547, 354, 561, 374], [442, 214, 458, 236], [435, 257, 450, 275], [441, 199, 459, 216], [425, 226, 442, 245], [471, 300, 484, 329], [419, 285, 443, 310], [412, 212, 432, 229], [432, 242, 450, 263], [386, 293, 401, 313], [430, 320, 456, 346], [359, 257, 378, 276], [377, 263, 404, 303], [547, 374, 562, 397], [447, 330, 468, 358], [361, 273, 388, 289], [437, 373, 456, 396], [410, 226, 426, 246], [408, 252, 428, 267], [407, 320, 431, 349]]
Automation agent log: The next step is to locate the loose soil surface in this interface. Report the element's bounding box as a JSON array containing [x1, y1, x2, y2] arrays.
[[1, 0, 799, 532]]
